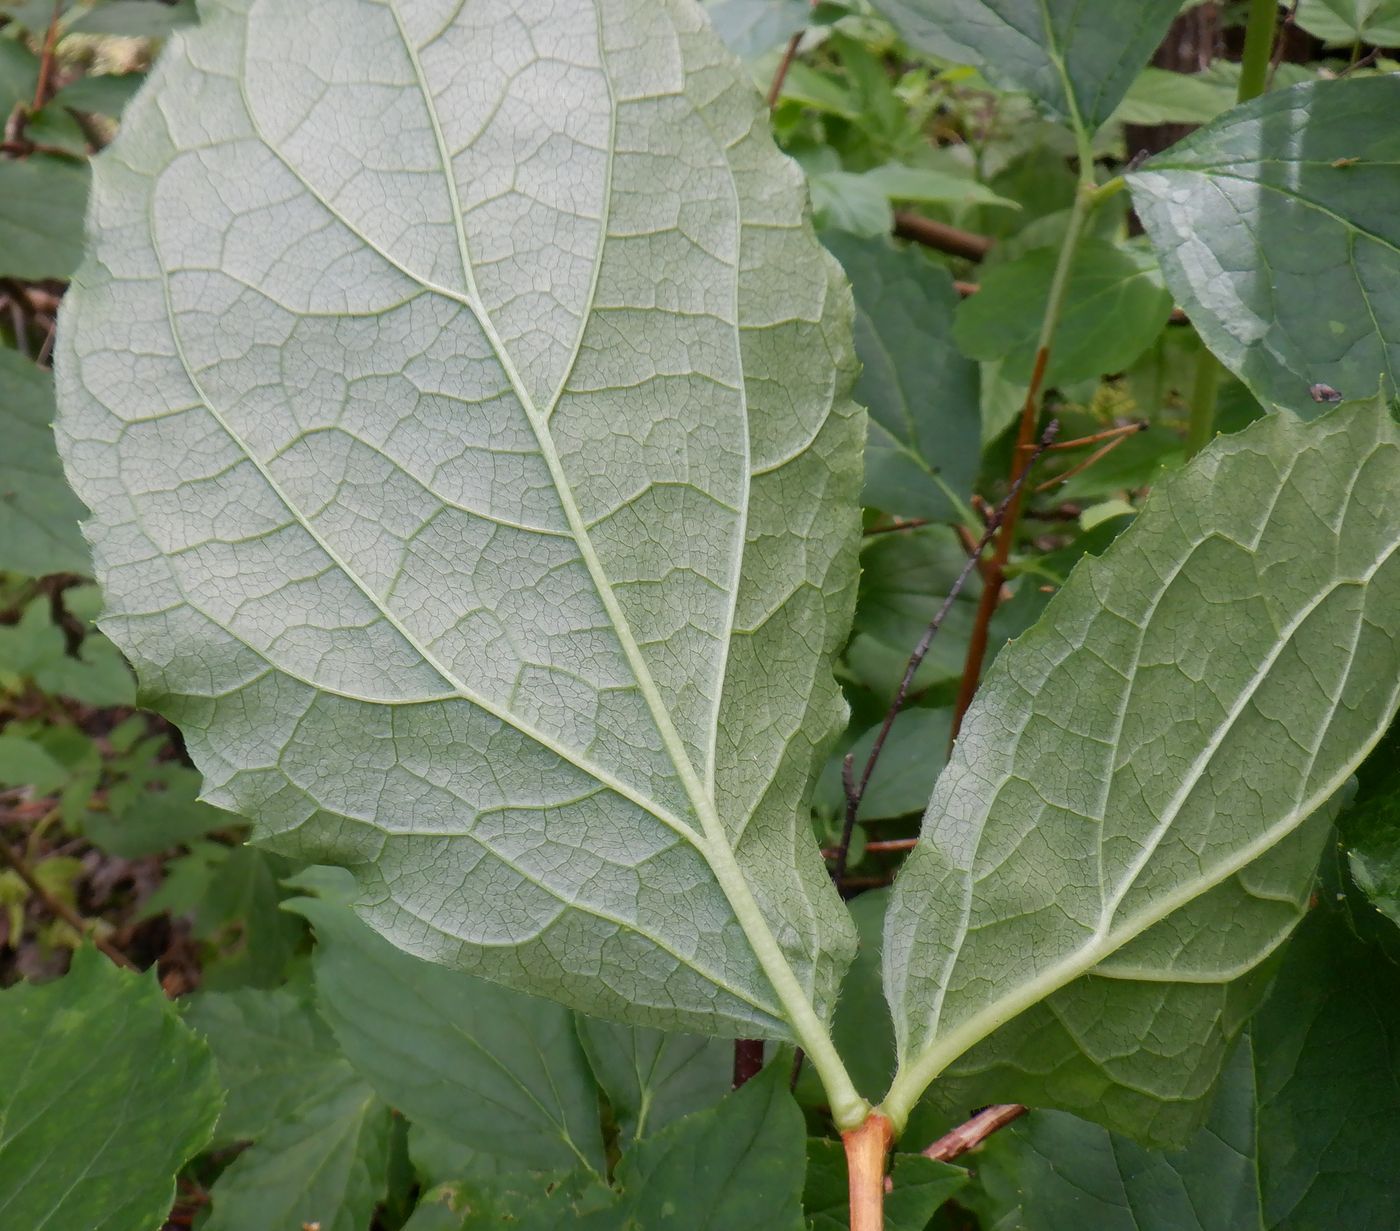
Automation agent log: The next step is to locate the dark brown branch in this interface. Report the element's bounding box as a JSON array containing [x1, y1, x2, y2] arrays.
[[0, 830, 136, 968], [733, 1038, 765, 1088], [767, 30, 803, 108], [893, 211, 993, 262], [830, 422, 1060, 884], [923, 1104, 1027, 1161]]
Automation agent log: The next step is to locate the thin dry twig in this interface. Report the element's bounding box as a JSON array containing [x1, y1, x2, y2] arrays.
[[830, 422, 1060, 884], [33, 0, 65, 113], [923, 1104, 1028, 1161], [767, 30, 803, 108], [0, 829, 137, 969], [893, 211, 993, 262]]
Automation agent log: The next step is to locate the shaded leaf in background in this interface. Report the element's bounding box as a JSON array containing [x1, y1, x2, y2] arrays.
[[67, 0, 197, 37], [0, 36, 38, 114], [1294, 0, 1400, 44], [0, 348, 90, 576], [1112, 66, 1236, 128], [1341, 726, 1400, 931], [575, 1015, 731, 1145], [184, 985, 350, 1147], [805, 1137, 966, 1231], [815, 708, 951, 826], [0, 595, 133, 707], [703, 0, 809, 60], [58, 0, 866, 1070], [883, 404, 1400, 1143], [968, 909, 1400, 1231], [824, 233, 981, 523], [1131, 77, 1400, 418], [607, 1062, 807, 1231], [204, 1075, 392, 1231], [872, 0, 1181, 132], [0, 948, 220, 1231], [0, 156, 89, 280], [51, 71, 146, 117], [289, 895, 607, 1174], [955, 240, 1174, 388]]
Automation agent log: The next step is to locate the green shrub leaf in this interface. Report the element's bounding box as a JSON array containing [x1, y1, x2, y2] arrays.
[[871, 0, 1181, 133], [824, 233, 982, 523], [0, 949, 220, 1231], [1131, 77, 1400, 418], [0, 156, 89, 280], [56, 0, 865, 1110], [880, 403, 1400, 1139], [0, 349, 90, 576], [288, 895, 607, 1174]]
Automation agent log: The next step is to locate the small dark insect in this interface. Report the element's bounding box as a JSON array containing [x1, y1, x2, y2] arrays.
[[1310, 383, 1344, 404]]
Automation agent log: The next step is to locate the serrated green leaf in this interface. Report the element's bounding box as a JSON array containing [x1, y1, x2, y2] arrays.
[[0, 948, 221, 1231], [823, 233, 981, 523], [805, 1137, 967, 1231], [1295, 0, 1400, 45], [0, 348, 90, 576], [204, 1075, 393, 1231], [955, 240, 1174, 388], [184, 985, 349, 1147], [0, 155, 89, 280], [1130, 77, 1400, 418], [881, 404, 1400, 1140], [969, 908, 1400, 1231], [872, 0, 1181, 133], [575, 1014, 731, 1145], [289, 895, 607, 1174], [56, 0, 866, 1111], [609, 1062, 808, 1231]]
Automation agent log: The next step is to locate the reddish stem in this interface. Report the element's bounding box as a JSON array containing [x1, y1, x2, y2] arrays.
[[844, 1114, 893, 1231]]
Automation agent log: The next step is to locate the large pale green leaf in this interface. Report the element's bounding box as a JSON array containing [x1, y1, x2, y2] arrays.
[[823, 233, 981, 523], [1130, 77, 1400, 419], [872, 0, 1181, 133], [969, 909, 1400, 1231], [0, 949, 221, 1231], [0, 352, 88, 575], [56, 0, 865, 1087], [880, 403, 1400, 1138], [289, 895, 607, 1174]]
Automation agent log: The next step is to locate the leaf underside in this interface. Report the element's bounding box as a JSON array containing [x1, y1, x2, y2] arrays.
[[56, 0, 863, 1040], [883, 404, 1400, 1140]]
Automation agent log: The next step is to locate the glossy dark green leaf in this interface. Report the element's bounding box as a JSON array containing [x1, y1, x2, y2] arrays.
[[970, 909, 1400, 1231], [823, 233, 981, 522], [574, 1016, 730, 1144], [0, 156, 89, 280], [289, 896, 607, 1174], [1341, 726, 1400, 932], [805, 1137, 967, 1231], [815, 709, 951, 826], [873, 0, 1180, 132], [0, 348, 90, 576], [1131, 77, 1400, 418], [955, 240, 1174, 387], [0, 949, 220, 1231]]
